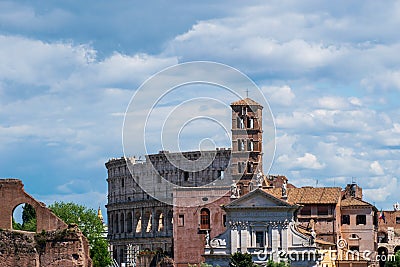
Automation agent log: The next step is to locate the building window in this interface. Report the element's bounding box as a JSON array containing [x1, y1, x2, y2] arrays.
[[238, 162, 245, 174], [300, 206, 311, 216], [255, 231, 265, 248], [184, 172, 189, 181], [396, 217, 400, 224], [121, 178, 124, 187], [318, 205, 329, 216], [200, 208, 210, 230], [178, 214, 184, 226], [223, 214, 226, 227], [349, 246, 359, 252], [238, 139, 245, 151], [237, 117, 244, 129], [247, 162, 253, 173], [342, 215, 350, 225], [356, 215, 366, 225]]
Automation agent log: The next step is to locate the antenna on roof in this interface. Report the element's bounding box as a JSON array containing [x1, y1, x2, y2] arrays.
[[245, 89, 249, 98], [315, 179, 319, 187]]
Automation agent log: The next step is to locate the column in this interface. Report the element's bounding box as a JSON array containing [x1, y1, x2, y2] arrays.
[[141, 207, 145, 236], [231, 225, 239, 253], [240, 225, 248, 252], [281, 227, 288, 250], [164, 207, 168, 236], [272, 225, 278, 252], [267, 225, 272, 248], [152, 207, 156, 236], [277, 224, 281, 249]]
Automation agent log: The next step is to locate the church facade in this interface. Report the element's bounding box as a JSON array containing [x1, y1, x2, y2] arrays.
[[203, 188, 323, 267]]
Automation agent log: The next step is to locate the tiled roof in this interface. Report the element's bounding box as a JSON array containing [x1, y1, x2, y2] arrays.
[[230, 97, 262, 107], [340, 197, 373, 207], [263, 187, 341, 204]]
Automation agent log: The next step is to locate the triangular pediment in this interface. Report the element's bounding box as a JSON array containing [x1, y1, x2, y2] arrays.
[[226, 189, 294, 209]]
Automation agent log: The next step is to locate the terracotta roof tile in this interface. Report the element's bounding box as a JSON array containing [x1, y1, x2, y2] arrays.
[[263, 187, 341, 204], [340, 197, 373, 207], [230, 97, 262, 107]]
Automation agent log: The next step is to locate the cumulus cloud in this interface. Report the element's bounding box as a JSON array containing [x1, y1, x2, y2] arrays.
[[370, 161, 384, 176], [2, 0, 400, 211], [262, 85, 295, 106]]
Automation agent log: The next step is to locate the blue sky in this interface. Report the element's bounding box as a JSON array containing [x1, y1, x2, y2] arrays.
[[1, 1, 400, 215]]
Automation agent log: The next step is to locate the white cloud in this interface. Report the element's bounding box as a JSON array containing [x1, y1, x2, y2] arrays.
[[277, 152, 325, 171], [317, 96, 350, 110], [361, 70, 400, 92], [296, 153, 325, 170], [0, 35, 95, 86], [363, 176, 398, 203], [262, 85, 295, 106], [370, 161, 384, 176], [2, 1, 400, 211]]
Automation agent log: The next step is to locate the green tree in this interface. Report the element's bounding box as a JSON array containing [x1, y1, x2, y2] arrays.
[[12, 204, 37, 232], [22, 204, 37, 231], [229, 252, 256, 267], [385, 250, 400, 266], [157, 256, 176, 267], [49, 201, 111, 267], [266, 260, 290, 267]]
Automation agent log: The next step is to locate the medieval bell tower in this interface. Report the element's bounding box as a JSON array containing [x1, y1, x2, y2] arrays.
[[230, 97, 263, 195]]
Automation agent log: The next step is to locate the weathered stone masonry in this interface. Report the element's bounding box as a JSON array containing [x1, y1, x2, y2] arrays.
[[0, 178, 92, 267]]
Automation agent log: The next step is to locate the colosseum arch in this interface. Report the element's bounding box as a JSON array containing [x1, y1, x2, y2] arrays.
[[0, 179, 67, 232], [126, 211, 133, 233], [155, 210, 164, 232]]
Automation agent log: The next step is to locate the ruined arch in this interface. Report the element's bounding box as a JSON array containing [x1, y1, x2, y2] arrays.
[[0, 179, 66, 232], [12, 203, 37, 232]]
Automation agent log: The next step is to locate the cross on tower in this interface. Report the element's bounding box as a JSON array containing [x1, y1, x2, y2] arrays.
[[245, 89, 249, 98]]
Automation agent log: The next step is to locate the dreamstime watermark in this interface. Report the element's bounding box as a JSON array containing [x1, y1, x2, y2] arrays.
[[254, 238, 395, 264], [122, 61, 276, 207], [255, 249, 324, 263]]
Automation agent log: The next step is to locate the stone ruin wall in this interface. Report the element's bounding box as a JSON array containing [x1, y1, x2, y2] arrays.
[[0, 225, 92, 267], [0, 178, 92, 267]]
